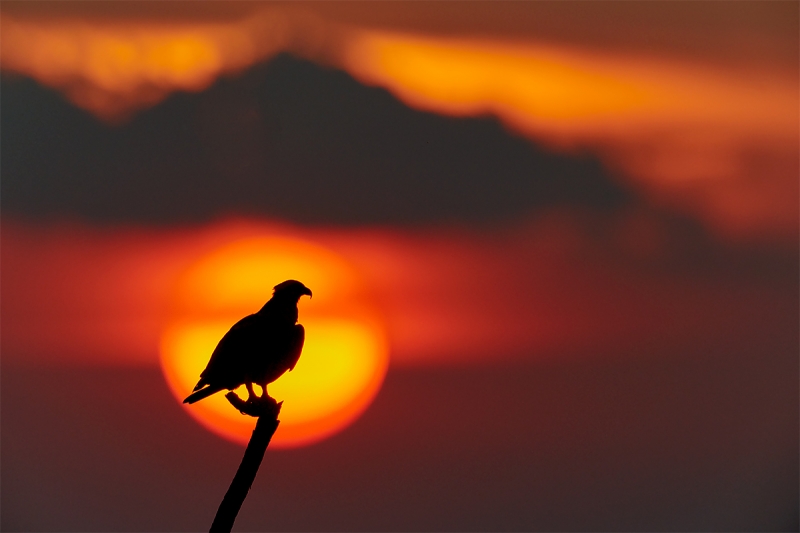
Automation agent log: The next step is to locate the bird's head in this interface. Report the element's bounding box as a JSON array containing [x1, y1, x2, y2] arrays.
[[272, 279, 313, 302]]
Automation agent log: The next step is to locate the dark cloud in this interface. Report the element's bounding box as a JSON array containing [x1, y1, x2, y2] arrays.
[[2, 54, 632, 226]]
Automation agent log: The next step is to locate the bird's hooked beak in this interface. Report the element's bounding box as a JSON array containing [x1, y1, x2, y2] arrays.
[[273, 279, 312, 300]]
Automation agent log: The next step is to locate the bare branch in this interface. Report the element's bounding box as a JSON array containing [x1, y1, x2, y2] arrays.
[[209, 393, 282, 533]]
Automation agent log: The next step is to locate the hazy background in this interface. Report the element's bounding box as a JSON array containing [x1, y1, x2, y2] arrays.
[[2, 2, 797, 531]]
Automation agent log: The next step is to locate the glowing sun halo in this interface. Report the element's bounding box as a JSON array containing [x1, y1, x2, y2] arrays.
[[159, 236, 389, 448]]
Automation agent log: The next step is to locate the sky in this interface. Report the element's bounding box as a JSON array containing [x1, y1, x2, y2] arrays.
[[2, 1, 798, 531]]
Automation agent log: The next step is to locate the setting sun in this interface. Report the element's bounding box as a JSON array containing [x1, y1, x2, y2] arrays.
[[159, 236, 389, 448]]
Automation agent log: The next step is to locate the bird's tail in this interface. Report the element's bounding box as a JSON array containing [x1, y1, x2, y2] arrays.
[[183, 385, 223, 404]]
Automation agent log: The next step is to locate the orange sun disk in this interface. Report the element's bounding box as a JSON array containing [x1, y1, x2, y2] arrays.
[[159, 236, 389, 448]]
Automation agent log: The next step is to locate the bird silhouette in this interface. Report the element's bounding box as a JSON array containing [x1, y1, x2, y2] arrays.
[[183, 279, 312, 405]]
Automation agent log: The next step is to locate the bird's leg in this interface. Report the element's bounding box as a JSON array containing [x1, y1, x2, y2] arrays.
[[245, 382, 256, 402], [260, 384, 268, 399]]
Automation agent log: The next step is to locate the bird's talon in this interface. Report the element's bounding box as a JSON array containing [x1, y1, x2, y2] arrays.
[[245, 382, 256, 402]]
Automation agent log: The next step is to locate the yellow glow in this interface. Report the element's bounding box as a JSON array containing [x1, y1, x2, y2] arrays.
[[175, 237, 359, 315], [159, 236, 388, 447]]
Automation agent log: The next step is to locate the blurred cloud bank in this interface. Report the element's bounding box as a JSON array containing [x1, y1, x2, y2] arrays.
[[2, 1, 797, 241]]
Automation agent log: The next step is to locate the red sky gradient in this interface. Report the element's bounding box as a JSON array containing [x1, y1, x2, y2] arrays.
[[3, 216, 794, 368]]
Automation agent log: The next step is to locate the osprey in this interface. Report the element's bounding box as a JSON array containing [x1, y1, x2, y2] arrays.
[[183, 279, 312, 404]]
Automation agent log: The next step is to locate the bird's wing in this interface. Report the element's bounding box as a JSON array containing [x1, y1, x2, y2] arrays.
[[287, 324, 305, 372], [195, 314, 261, 388]]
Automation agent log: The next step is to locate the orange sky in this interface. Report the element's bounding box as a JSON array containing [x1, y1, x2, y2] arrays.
[[1, 2, 797, 242], [0, 3, 797, 367]]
